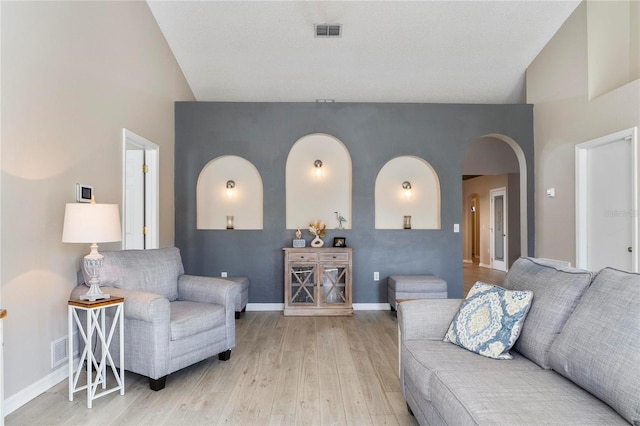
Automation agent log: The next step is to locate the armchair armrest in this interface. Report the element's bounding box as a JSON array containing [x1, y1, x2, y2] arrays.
[[178, 275, 238, 308], [398, 299, 463, 341], [70, 285, 170, 323]]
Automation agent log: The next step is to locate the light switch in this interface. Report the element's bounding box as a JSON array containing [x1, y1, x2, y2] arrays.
[[454, 224, 460, 233], [546, 188, 555, 198]]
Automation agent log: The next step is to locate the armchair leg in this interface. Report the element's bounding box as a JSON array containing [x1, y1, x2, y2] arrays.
[[218, 350, 232, 361], [235, 311, 241, 320], [149, 376, 167, 391]]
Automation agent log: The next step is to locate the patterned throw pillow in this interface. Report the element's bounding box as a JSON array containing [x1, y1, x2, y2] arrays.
[[444, 282, 533, 359]]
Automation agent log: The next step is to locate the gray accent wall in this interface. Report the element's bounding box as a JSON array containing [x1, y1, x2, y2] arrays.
[[175, 102, 534, 302]]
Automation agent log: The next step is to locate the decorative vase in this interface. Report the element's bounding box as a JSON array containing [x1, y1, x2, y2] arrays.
[[403, 215, 412, 229], [311, 234, 324, 247]]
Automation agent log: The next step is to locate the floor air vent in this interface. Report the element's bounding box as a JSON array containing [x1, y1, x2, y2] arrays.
[[315, 24, 341, 38]]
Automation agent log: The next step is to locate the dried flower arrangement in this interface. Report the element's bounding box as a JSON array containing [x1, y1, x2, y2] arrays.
[[308, 220, 327, 238]]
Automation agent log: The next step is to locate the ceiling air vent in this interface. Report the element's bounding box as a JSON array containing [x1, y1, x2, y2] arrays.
[[315, 24, 341, 38]]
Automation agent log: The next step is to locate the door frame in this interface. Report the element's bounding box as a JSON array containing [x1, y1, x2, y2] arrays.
[[575, 127, 638, 272], [122, 129, 159, 249], [490, 187, 508, 272]]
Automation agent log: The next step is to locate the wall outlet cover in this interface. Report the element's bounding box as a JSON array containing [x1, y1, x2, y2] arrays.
[[221, 272, 228, 277]]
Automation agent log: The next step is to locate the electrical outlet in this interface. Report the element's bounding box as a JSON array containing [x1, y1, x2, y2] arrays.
[[374, 272, 380, 281], [221, 272, 228, 278]]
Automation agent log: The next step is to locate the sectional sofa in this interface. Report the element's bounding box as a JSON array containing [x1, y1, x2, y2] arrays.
[[398, 257, 640, 425]]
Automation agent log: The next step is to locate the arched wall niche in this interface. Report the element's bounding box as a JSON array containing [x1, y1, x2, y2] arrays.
[[286, 133, 352, 230], [196, 155, 263, 230], [375, 156, 441, 229]]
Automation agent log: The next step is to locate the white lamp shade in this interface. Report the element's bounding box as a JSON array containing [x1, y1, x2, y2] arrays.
[[62, 203, 122, 243]]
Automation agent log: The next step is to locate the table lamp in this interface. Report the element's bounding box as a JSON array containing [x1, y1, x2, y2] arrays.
[[62, 199, 122, 301]]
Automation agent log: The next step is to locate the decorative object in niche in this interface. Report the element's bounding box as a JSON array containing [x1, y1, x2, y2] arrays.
[[404, 215, 412, 229], [333, 237, 346, 247], [309, 220, 326, 248], [226, 216, 234, 230], [334, 211, 347, 229]]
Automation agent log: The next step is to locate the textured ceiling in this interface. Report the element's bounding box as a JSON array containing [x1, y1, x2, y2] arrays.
[[148, 0, 580, 104]]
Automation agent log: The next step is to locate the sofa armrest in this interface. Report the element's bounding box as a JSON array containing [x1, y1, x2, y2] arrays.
[[398, 299, 463, 341], [70, 285, 170, 323], [178, 275, 238, 308]]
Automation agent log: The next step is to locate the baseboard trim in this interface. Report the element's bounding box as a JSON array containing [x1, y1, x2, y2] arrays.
[[246, 303, 391, 311], [354, 303, 391, 311], [463, 259, 473, 264], [4, 357, 79, 415], [246, 303, 284, 311], [479, 263, 492, 269]]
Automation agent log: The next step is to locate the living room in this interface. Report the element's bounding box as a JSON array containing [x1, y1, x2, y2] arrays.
[[1, 0, 639, 424]]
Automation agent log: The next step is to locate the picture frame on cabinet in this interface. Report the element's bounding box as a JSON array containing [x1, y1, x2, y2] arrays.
[[333, 237, 346, 247]]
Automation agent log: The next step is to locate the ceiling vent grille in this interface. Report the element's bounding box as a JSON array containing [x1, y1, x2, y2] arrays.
[[315, 24, 341, 38]]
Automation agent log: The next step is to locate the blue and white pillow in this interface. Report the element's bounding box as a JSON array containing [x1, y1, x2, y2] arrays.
[[444, 281, 533, 359]]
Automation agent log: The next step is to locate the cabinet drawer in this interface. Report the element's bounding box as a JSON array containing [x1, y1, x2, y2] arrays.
[[319, 252, 350, 262], [288, 252, 318, 262]]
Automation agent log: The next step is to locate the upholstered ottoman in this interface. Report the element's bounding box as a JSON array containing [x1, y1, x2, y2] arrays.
[[388, 275, 447, 311], [225, 276, 250, 319]]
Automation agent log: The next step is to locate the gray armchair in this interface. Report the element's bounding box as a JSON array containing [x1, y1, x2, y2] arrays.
[[70, 247, 237, 391]]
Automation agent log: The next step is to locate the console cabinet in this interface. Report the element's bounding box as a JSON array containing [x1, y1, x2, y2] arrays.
[[283, 247, 353, 316]]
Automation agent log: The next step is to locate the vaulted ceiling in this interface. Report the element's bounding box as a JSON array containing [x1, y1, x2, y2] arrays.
[[148, 1, 580, 104]]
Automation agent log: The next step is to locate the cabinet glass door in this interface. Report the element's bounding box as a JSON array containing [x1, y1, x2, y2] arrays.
[[289, 265, 316, 304], [320, 265, 348, 305]]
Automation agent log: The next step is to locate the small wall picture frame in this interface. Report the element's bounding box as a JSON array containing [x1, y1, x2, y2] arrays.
[[333, 237, 346, 247], [76, 184, 93, 203]]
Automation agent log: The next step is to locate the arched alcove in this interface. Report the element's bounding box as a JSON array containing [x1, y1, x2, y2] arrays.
[[375, 156, 441, 229], [197, 155, 263, 230], [286, 133, 352, 230]]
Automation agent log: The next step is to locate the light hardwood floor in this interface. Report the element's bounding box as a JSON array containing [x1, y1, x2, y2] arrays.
[[7, 311, 418, 426], [8, 264, 504, 425], [463, 261, 506, 296]]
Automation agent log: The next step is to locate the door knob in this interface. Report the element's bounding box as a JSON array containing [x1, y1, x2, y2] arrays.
[[629, 247, 633, 253]]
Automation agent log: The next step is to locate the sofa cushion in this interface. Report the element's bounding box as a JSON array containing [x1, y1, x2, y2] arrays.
[[100, 248, 184, 302], [444, 282, 533, 359], [501, 257, 593, 368], [170, 301, 225, 341], [402, 340, 539, 402], [549, 267, 640, 425], [430, 369, 628, 425]]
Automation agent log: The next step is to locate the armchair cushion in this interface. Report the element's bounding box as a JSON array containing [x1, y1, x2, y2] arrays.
[[99, 248, 184, 301], [170, 301, 225, 341]]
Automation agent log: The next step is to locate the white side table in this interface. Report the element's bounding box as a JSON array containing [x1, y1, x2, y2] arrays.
[[68, 297, 125, 408]]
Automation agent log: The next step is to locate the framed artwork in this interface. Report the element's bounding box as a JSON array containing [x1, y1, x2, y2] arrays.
[[333, 237, 346, 247]]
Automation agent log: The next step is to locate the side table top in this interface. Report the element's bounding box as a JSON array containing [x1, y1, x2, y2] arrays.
[[68, 297, 125, 308]]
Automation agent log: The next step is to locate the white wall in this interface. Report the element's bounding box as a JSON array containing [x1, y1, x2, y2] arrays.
[[1, 1, 194, 408], [527, 0, 640, 264]]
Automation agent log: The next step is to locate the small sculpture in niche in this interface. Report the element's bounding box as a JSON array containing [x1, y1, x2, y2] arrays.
[[334, 211, 347, 229]]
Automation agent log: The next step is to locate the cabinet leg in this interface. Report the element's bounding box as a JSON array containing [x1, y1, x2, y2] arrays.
[[149, 376, 166, 391], [218, 350, 232, 361]]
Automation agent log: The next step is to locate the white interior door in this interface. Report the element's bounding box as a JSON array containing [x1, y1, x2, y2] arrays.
[[125, 148, 145, 249], [576, 128, 638, 272], [490, 187, 508, 271], [122, 129, 159, 250]]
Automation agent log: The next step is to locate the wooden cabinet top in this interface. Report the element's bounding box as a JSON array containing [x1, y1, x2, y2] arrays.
[[283, 247, 352, 252]]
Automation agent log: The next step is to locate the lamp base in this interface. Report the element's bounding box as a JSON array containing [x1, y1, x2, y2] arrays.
[[80, 283, 110, 301]]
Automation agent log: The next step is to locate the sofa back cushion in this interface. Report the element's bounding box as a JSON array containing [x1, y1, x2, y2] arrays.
[[501, 257, 593, 369], [549, 267, 640, 425], [100, 247, 184, 301]]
